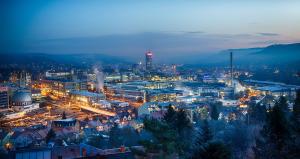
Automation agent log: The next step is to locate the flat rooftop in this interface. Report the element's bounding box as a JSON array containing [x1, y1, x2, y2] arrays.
[[70, 90, 104, 98]]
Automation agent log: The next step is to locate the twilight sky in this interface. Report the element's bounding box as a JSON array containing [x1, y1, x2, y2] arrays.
[[1, 0, 300, 62]]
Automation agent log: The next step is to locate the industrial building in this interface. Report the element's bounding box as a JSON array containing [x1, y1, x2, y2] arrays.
[[69, 90, 105, 105]]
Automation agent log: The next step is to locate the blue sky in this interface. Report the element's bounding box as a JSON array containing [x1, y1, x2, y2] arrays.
[[1, 0, 300, 62]]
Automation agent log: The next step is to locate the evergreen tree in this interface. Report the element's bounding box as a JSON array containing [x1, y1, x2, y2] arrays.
[[195, 119, 213, 146], [142, 117, 177, 155], [223, 121, 251, 159], [193, 120, 213, 158], [46, 128, 56, 143], [121, 126, 140, 147], [192, 141, 231, 159], [210, 103, 220, 120], [109, 123, 123, 148], [253, 100, 291, 158], [174, 109, 193, 156], [248, 102, 267, 124], [142, 108, 194, 157], [291, 90, 300, 131], [199, 107, 209, 120], [278, 96, 289, 113], [163, 105, 177, 127], [293, 89, 300, 122], [175, 109, 192, 133], [289, 89, 300, 159]]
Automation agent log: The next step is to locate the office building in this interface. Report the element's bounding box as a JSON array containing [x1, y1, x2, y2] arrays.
[[145, 51, 153, 71]]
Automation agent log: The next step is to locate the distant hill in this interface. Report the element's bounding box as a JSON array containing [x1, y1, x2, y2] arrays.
[[254, 43, 300, 55], [251, 43, 300, 63], [0, 53, 129, 68], [212, 43, 300, 66]]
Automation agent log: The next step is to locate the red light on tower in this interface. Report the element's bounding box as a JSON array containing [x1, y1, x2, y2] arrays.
[[146, 51, 153, 56]]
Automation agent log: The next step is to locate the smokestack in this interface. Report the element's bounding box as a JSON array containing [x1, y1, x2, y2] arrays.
[[230, 52, 233, 87]]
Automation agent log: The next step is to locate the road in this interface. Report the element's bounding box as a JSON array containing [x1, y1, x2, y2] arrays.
[[79, 105, 116, 116]]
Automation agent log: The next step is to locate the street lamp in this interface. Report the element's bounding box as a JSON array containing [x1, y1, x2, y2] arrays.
[[5, 142, 12, 151]]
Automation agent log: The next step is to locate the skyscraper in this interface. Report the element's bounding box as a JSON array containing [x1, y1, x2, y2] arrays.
[[145, 51, 153, 71]]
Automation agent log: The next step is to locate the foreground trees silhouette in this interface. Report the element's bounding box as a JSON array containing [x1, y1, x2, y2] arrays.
[[192, 119, 231, 159], [139, 91, 300, 158], [253, 101, 291, 158], [253, 90, 300, 159], [192, 141, 231, 159], [141, 106, 193, 158], [142, 106, 230, 158], [210, 102, 221, 120]]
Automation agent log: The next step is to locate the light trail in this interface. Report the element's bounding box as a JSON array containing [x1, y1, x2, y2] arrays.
[[78, 105, 116, 117]]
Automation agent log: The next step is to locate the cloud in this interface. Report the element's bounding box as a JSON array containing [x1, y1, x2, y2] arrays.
[[250, 40, 277, 45], [183, 31, 204, 34], [257, 32, 279, 36], [160, 30, 205, 35]]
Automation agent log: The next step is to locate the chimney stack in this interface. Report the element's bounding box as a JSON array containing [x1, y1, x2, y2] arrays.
[[230, 52, 233, 87]]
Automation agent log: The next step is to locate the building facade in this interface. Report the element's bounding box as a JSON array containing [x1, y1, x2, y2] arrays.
[[145, 51, 153, 71], [0, 86, 9, 109]]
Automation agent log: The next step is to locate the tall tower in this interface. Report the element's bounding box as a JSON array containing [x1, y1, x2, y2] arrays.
[[145, 50, 153, 71], [230, 52, 233, 87]]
